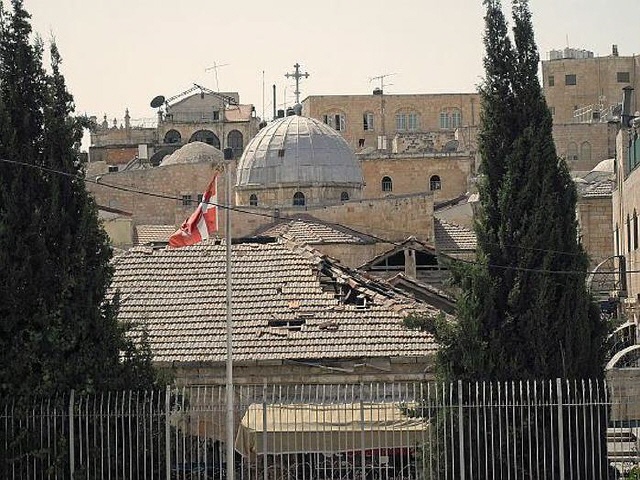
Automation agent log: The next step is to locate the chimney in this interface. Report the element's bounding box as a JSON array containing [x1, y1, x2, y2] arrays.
[[613, 44, 619, 57]]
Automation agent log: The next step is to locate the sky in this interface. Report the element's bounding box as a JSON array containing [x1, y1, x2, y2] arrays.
[[21, 0, 640, 127]]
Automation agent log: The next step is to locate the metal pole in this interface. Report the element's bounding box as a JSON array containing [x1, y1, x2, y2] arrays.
[[69, 390, 75, 478], [225, 152, 235, 480], [458, 380, 465, 480], [556, 378, 565, 480]]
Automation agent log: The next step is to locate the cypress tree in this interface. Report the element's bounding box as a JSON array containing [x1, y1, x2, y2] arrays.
[[0, 0, 159, 396], [415, 1, 610, 477], [440, 0, 607, 384]]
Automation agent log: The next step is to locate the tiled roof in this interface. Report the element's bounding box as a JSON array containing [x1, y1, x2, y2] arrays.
[[135, 225, 176, 245], [434, 219, 477, 251], [256, 217, 369, 244], [110, 240, 438, 364], [580, 179, 613, 198]]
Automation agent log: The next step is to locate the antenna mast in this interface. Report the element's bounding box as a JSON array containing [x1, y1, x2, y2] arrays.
[[285, 63, 310, 104], [369, 72, 395, 92], [205, 62, 230, 91]]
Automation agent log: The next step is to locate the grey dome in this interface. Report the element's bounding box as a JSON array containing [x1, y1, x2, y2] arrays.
[[160, 141, 223, 166], [236, 115, 363, 188]]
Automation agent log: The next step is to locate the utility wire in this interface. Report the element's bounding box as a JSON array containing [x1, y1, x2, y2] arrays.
[[0, 157, 628, 277]]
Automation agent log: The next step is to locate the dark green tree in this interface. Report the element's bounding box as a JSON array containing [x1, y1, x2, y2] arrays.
[[442, 0, 607, 385], [0, 0, 160, 397], [406, 1, 610, 477]]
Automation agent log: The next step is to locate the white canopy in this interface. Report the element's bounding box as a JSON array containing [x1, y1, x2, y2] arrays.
[[235, 402, 427, 457]]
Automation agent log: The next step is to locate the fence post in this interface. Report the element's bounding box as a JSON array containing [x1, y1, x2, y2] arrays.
[[69, 390, 75, 478], [556, 378, 565, 480], [458, 380, 465, 480], [166, 385, 171, 480]]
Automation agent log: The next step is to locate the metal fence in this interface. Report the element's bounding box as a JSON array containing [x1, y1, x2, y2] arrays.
[[0, 379, 638, 479]]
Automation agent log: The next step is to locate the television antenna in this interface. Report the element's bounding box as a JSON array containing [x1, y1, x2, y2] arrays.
[[205, 62, 230, 91], [368, 73, 395, 92]]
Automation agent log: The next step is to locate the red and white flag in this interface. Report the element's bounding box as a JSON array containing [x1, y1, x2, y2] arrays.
[[169, 175, 219, 248]]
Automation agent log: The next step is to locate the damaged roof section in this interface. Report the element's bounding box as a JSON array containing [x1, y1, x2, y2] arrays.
[[109, 239, 441, 366]]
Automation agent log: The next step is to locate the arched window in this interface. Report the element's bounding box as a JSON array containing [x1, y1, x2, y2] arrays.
[[580, 141, 591, 163], [381, 176, 393, 192], [439, 108, 462, 129], [566, 142, 578, 162], [249, 194, 258, 207], [293, 192, 305, 206], [163, 129, 181, 144], [189, 129, 220, 148], [340, 191, 349, 201], [227, 130, 244, 158], [395, 110, 419, 131], [430, 175, 442, 191]]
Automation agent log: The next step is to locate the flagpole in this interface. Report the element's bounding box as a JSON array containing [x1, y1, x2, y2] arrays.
[[223, 147, 234, 480]]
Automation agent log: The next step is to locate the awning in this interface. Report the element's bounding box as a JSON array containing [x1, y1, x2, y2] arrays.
[[235, 402, 427, 457]]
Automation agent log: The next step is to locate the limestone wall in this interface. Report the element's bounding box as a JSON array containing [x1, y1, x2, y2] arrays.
[[552, 122, 617, 172], [542, 54, 640, 124], [360, 153, 472, 203], [303, 93, 480, 152]]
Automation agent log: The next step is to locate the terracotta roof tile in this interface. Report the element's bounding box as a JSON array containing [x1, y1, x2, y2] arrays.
[[434, 219, 477, 251], [110, 240, 439, 364]]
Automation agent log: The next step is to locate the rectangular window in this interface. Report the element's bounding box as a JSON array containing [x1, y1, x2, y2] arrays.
[[451, 111, 461, 128], [549, 106, 555, 116], [565, 74, 577, 85], [182, 194, 193, 206], [212, 110, 220, 121], [548, 75, 555, 86], [363, 113, 374, 131], [108, 165, 119, 173], [395, 114, 407, 131], [439, 112, 449, 129], [197, 194, 204, 204], [617, 71, 630, 83], [408, 113, 419, 131]]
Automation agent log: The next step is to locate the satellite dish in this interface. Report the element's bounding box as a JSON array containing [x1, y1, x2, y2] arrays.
[[150, 95, 165, 109]]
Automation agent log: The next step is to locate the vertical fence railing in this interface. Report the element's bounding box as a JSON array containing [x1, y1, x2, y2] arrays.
[[0, 379, 638, 479]]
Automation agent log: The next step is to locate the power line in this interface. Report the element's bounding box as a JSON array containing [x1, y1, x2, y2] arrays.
[[0, 157, 628, 277]]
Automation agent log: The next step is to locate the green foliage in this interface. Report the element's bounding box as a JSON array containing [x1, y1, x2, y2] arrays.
[[442, 0, 608, 383], [0, 0, 162, 396], [412, 1, 610, 477]]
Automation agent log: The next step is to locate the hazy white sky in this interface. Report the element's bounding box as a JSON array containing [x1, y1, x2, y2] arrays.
[[22, 0, 640, 124]]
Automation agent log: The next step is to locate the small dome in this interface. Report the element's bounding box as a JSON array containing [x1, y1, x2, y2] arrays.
[[591, 158, 614, 173], [160, 141, 223, 166], [236, 115, 363, 188]]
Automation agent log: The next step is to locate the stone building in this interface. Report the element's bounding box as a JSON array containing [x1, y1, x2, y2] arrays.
[[110, 239, 440, 386], [88, 86, 261, 168], [88, 113, 437, 251], [542, 46, 639, 125], [302, 92, 480, 153], [541, 46, 639, 172], [613, 114, 640, 318]]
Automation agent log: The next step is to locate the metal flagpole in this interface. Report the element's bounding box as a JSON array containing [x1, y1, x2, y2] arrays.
[[223, 146, 234, 480]]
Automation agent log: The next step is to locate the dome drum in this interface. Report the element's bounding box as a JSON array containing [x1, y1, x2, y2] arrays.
[[237, 185, 360, 209]]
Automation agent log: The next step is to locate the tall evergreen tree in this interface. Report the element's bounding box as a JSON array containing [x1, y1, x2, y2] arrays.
[[0, 0, 158, 396], [439, 0, 607, 383], [406, 1, 610, 477]]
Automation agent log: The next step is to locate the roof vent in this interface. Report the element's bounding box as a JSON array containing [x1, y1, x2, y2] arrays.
[[277, 109, 285, 118], [286, 107, 296, 116], [373, 88, 383, 95]]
